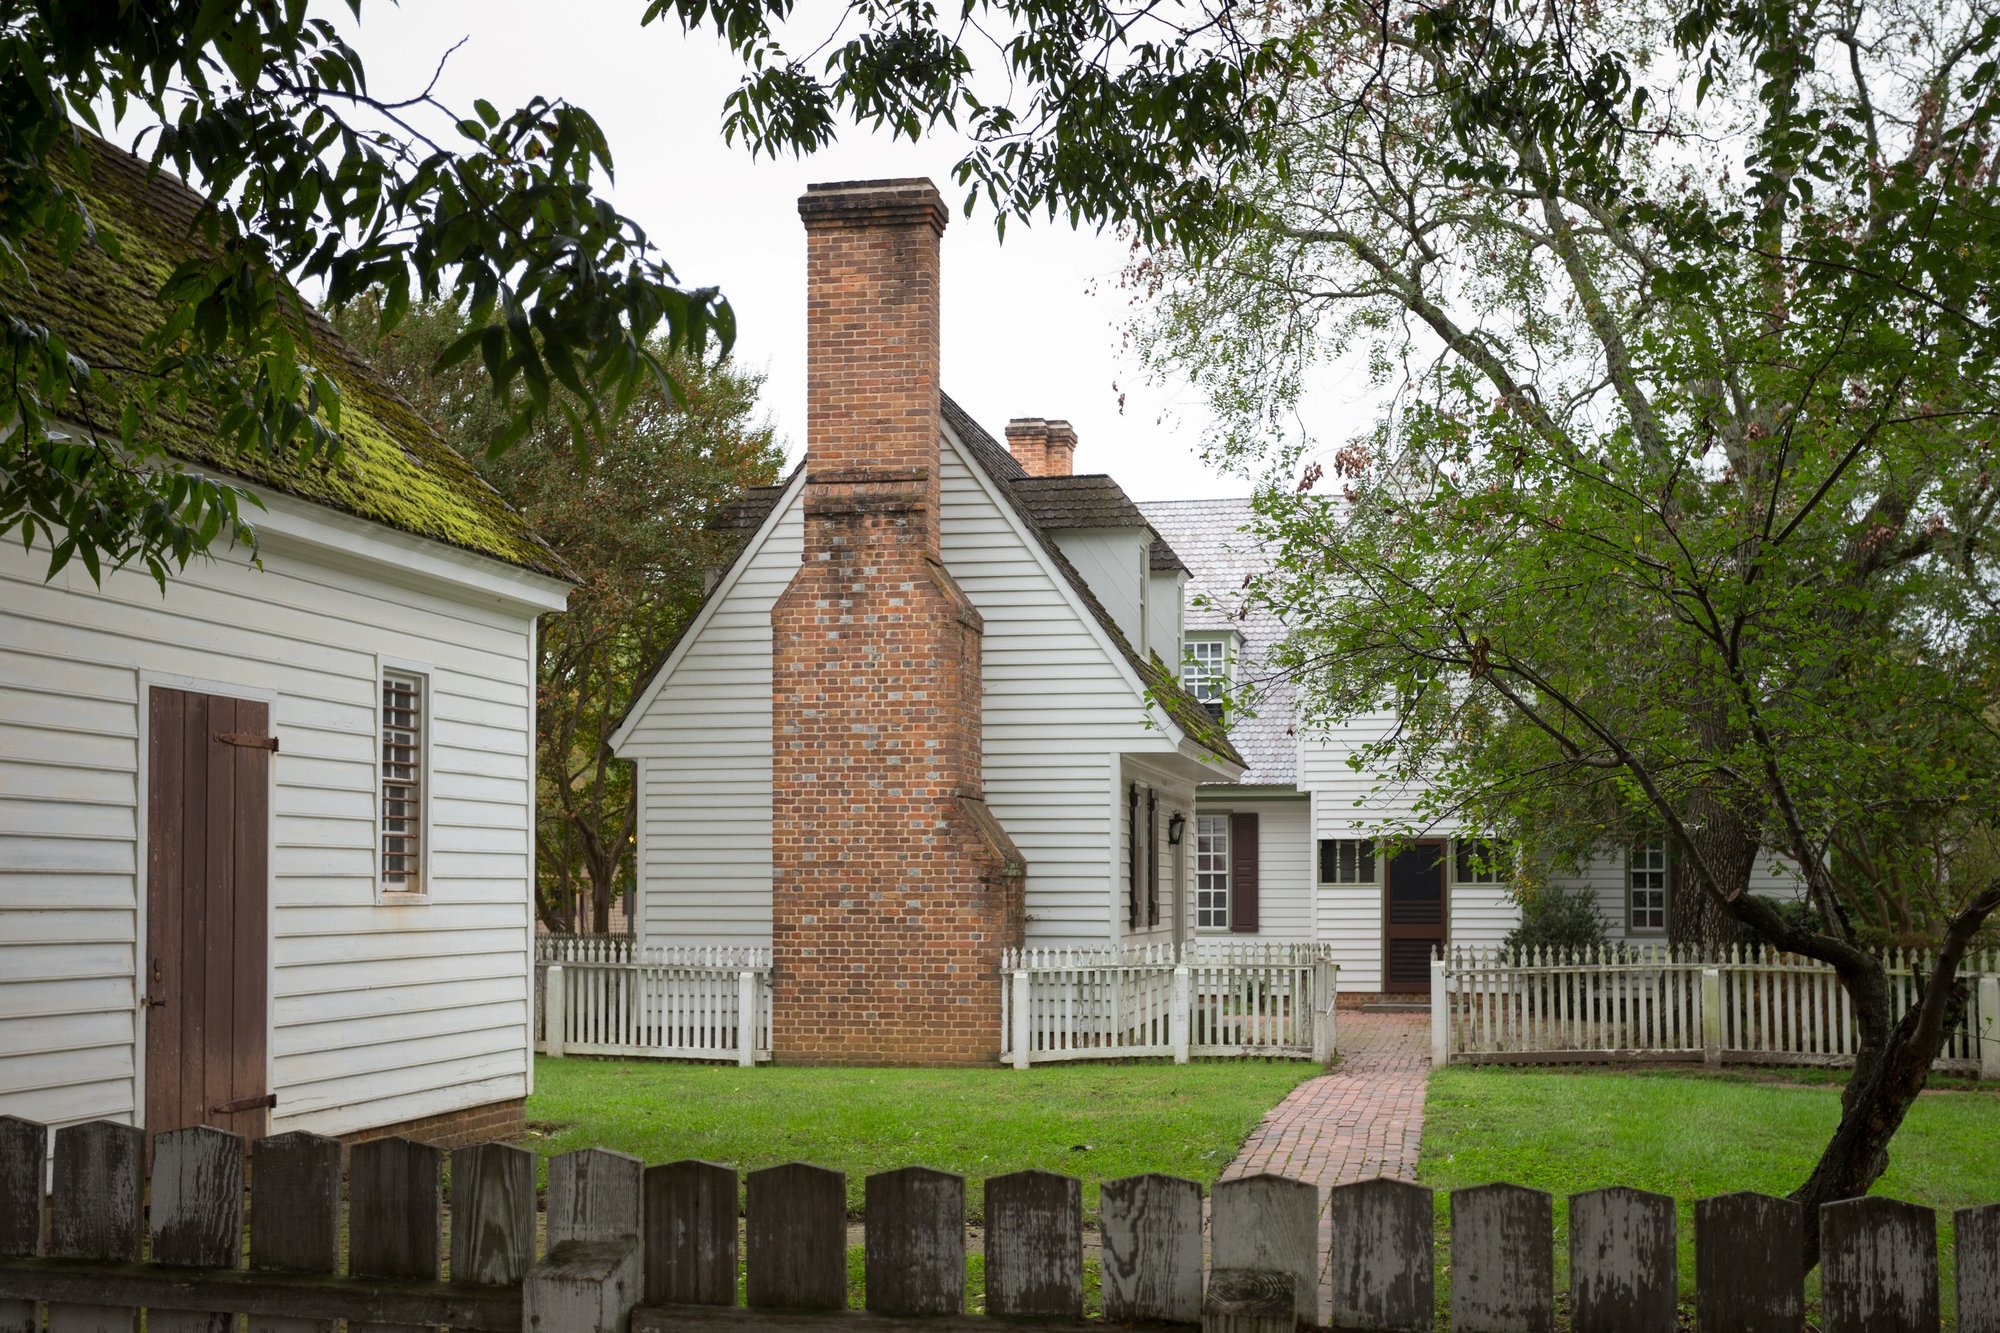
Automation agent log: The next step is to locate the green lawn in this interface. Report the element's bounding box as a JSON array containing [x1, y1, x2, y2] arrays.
[[525, 1055, 1313, 1223], [1419, 1066, 2000, 1326]]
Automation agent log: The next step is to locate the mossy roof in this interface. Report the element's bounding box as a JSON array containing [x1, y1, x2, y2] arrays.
[[9, 131, 566, 578]]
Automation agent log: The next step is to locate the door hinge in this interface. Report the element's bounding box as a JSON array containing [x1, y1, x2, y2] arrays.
[[212, 1092, 277, 1114], [218, 732, 279, 751]]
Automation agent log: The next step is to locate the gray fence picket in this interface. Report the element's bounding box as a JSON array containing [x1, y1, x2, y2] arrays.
[[984, 1170, 1082, 1319], [247, 1131, 342, 1333], [1327, 1177, 1433, 1332], [450, 1143, 537, 1287], [644, 1160, 738, 1306], [1451, 1184, 1554, 1333], [548, 1147, 643, 1247], [48, 1120, 143, 1333], [1203, 1268, 1297, 1333], [1212, 1174, 1319, 1328], [744, 1162, 846, 1312], [864, 1166, 966, 1317], [1958, 1203, 2000, 1333], [149, 1126, 245, 1333], [1099, 1173, 1203, 1325], [1821, 1197, 1938, 1333], [347, 1137, 442, 1333], [0, 1118, 43, 1333], [1568, 1186, 1675, 1333], [1694, 1192, 1805, 1333]]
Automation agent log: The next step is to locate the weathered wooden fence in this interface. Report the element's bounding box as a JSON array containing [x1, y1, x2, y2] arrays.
[[3, 1115, 1999, 1332], [535, 939, 773, 1065], [1433, 945, 2000, 1077], [1000, 943, 1338, 1067]]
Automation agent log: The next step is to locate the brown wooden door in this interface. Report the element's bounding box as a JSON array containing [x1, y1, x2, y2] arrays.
[[145, 687, 273, 1144], [1384, 843, 1446, 994]]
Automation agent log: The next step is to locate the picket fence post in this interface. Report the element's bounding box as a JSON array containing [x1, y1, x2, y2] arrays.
[[1979, 976, 2000, 1083], [1311, 960, 1336, 1064], [1171, 966, 1192, 1064], [735, 971, 757, 1069], [544, 964, 566, 1060], [1701, 968, 1723, 1067], [1011, 971, 1032, 1071], [1430, 954, 1449, 1066]]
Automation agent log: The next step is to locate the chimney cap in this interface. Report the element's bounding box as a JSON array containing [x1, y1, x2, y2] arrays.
[[799, 178, 948, 233]]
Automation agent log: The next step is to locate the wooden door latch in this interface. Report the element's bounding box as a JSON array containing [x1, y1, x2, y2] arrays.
[[217, 732, 279, 751], [211, 1092, 277, 1114]]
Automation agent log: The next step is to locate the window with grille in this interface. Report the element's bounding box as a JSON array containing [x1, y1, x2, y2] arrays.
[[381, 670, 425, 892], [1318, 838, 1377, 885], [1184, 638, 1228, 707], [1629, 841, 1668, 933], [1453, 838, 1511, 885], [1196, 814, 1231, 929]]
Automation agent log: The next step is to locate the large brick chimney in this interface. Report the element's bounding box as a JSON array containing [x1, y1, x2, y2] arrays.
[[1005, 418, 1077, 477], [770, 179, 1026, 1065]]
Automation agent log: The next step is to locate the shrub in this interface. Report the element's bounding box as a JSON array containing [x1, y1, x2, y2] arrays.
[[1503, 883, 1610, 958]]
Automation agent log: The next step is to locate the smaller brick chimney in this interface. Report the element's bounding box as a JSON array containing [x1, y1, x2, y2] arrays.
[[1006, 418, 1077, 477]]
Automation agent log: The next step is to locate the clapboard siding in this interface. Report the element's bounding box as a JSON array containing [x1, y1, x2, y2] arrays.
[[1193, 795, 1313, 942], [0, 507, 551, 1145], [1046, 529, 1150, 654]]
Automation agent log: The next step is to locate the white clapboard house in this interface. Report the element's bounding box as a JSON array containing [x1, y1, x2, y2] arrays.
[[1140, 497, 1804, 999], [0, 135, 571, 1150]]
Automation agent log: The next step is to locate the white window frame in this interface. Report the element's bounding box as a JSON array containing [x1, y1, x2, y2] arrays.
[[377, 659, 433, 902], [1451, 838, 1511, 886], [1317, 838, 1379, 886], [1195, 813, 1231, 931], [1628, 841, 1669, 934], [1183, 635, 1231, 706]]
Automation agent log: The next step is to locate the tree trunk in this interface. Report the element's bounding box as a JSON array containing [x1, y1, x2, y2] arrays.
[[1673, 798, 1752, 956]]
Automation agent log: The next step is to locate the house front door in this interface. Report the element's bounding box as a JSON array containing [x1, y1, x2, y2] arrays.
[[1384, 843, 1446, 994], [145, 687, 273, 1145]]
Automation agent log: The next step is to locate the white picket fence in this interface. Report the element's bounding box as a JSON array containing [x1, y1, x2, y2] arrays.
[[534, 938, 772, 1065], [1433, 944, 2000, 1077], [1000, 941, 1340, 1067]]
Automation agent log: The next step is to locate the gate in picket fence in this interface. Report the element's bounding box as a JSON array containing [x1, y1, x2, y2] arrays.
[[1000, 942, 1339, 1067], [1433, 944, 2000, 1077], [535, 937, 772, 1065], [3, 1115, 1999, 1331]]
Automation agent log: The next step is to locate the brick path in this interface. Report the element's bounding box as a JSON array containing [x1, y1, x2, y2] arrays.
[[1219, 1010, 1432, 1316]]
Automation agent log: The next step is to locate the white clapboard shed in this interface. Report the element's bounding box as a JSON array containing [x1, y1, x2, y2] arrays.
[[0, 134, 571, 1151]]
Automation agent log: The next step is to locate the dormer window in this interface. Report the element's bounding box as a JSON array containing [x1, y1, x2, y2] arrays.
[[1185, 636, 1230, 715]]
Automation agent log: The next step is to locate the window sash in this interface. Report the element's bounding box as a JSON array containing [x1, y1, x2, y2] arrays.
[[1318, 838, 1377, 885], [382, 670, 424, 891], [1184, 639, 1227, 705], [1196, 814, 1231, 930], [1629, 842, 1668, 932]]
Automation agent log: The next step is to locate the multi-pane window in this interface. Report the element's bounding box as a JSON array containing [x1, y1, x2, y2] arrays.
[[1453, 838, 1510, 885], [1318, 838, 1377, 885], [1184, 638, 1228, 706], [1629, 841, 1668, 933], [381, 670, 425, 892], [1196, 814, 1231, 929]]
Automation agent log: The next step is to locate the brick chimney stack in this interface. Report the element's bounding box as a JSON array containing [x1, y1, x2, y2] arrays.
[[770, 179, 1025, 1066], [1005, 417, 1077, 477]]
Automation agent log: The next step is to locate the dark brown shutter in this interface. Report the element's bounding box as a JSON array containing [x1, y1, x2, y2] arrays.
[[1229, 811, 1259, 933], [1127, 783, 1141, 929], [1146, 789, 1160, 926]]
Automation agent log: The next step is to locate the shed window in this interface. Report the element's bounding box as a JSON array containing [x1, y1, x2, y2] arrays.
[[1453, 838, 1511, 885], [1318, 838, 1377, 885], [1196, 814, 1231, 929], [1629, 841, 1668, 933], [381, 670, 426, 892]]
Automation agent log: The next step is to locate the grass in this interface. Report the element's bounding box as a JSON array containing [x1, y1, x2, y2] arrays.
[[525, 1055, 1313, 1224], [1419, 1065, 2000, 1326]]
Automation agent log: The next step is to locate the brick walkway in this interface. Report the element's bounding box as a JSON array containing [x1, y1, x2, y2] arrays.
[[1219, 1010, 1432, 1316]]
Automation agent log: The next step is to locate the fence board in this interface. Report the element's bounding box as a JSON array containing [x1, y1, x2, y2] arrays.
[[1327, 1177, 1433, 1333], [984, 1171, 1082, 1319], [548, 1148, 643, 1247], [745, 1163, 846, 1312], [1694, 1192, 1804, 1333], [1099, 1174, 1202, 1325], [149, 1126, 244, 1333], [1451, 1184, 1553, 1333], [645, 1160, 739, 1307], [1202, 1269, 1296, 1333], [1821, 1197, 1938, 1333], [1212, 1174, 1318, 1328], [451, 1144, 537, 1287], [1568, 1186, 1675, 1333], [1959, 1203, 2000, 1333], [0, 1118, 43, 1333], [248, 1131, 341, 1333], [864, 1167, 965, 1318], [347, 1137, 442, 1333], [48, 1120, 143, 1333]]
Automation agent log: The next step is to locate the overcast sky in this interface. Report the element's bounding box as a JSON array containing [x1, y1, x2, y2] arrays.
[[304, 0, 1289, 500]]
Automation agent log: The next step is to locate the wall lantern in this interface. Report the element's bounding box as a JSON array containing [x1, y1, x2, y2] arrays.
[[1168, 811, 1187, 846]]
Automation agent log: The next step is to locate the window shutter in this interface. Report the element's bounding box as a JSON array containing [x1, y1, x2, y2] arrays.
[[1127, 784, 1141, 929], [1229, 811, 1259, 933], [1146, 789, 1160, 927]]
